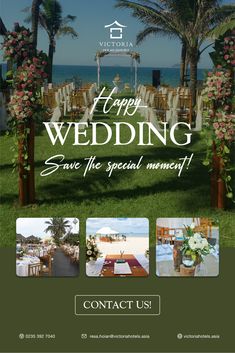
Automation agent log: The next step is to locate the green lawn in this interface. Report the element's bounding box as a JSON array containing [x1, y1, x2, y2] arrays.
[[0, 97, 235, 247]]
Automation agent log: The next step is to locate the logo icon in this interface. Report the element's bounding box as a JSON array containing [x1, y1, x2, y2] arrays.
[[104, 20, 127, 39]]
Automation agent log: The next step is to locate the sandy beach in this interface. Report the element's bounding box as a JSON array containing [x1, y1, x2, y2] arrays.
[[95, 236, 149, 256]]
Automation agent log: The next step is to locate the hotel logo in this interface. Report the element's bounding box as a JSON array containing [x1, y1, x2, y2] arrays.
[[104, 20, 127, 39]]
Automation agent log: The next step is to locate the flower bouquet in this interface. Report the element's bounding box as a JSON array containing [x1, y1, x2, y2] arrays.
[[202, 69, 232, 105], [180, 224, 213, 268], [86, 237, 102, 262]]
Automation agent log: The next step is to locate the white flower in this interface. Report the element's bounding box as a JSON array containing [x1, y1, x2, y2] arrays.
[[190, 222, 195, 229], [188, 237, 197, 250], [87, 250, 92, 255], [202, 238, 208, 247], [194, 233, 202, 240]]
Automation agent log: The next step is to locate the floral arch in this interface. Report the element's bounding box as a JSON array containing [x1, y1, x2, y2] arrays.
[[95, 51, 140, 93]]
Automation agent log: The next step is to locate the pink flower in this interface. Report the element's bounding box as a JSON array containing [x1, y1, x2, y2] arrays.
[[217, 132, 224, 139], [213, 123, 219, 129]]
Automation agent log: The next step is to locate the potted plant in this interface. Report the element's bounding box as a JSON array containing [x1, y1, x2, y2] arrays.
[[180, 224, 214, 275]]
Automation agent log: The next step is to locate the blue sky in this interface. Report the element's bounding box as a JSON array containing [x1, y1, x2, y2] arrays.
[[86, 218, 149, 235], [16, 218, 79, 238], [0, 0, 234, 68]]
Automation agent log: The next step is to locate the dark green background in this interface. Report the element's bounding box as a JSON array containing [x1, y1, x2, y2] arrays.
[[0, 247, 234, 353]]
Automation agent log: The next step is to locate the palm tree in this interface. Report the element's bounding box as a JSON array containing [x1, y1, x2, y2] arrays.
[[31, 0, 43, 49], [44, 218, 71, 244], [116, 0, 235, 107], [24, 0, 78, 82], [134, 15, 188, 86]]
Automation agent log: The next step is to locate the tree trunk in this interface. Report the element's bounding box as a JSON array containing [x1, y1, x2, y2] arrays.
[[184, 54, 189, 87], [31, 0, 42, 50], [27, 119, 35, 204], [189, 51, 198, 109], [180, 41, 187, 87], [48, 40, 54, 83]]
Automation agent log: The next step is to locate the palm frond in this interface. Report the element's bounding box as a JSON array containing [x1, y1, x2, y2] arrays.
[[62, 14, 77, 25], [136, 25, 176, 44], [116, 0, 184, 36], [56, 25, 78, 38], [209, 16, 235, 39]]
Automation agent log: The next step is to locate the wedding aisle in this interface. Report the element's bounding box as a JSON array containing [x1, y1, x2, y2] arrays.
[[51, 248, 79, 277]]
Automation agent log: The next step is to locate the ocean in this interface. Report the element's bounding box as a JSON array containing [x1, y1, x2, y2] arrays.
[[1, 64, 208, 88], [52, 65, 208, 87]]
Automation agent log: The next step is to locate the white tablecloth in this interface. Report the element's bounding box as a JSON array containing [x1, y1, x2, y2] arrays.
[[16, 256, 41, 277], [86, 258, 105, 277]]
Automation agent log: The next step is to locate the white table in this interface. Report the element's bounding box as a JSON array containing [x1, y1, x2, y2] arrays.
[[114, 262, 132, 275], [16, 256, 41, 277], [86, 258, 105, 277]]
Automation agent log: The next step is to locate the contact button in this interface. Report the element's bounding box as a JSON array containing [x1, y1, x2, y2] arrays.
[[74, 295, 160, 316]]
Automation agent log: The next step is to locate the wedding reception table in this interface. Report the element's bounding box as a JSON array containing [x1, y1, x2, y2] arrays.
[[16, 256, 41, 277], [100, 254, 148, 277], [156, 244, 219, 277]]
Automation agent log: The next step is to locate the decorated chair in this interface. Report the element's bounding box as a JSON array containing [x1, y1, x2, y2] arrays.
[[176, 94, 192, 124], [154, 94, 169, 122], [28, 263, 41, 277]]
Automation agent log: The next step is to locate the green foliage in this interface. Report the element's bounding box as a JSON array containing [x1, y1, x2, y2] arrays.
[[64, 233, 79, 245]]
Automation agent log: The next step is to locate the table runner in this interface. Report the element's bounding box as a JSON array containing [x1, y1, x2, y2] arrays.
[[100, 254, 148, 277]]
